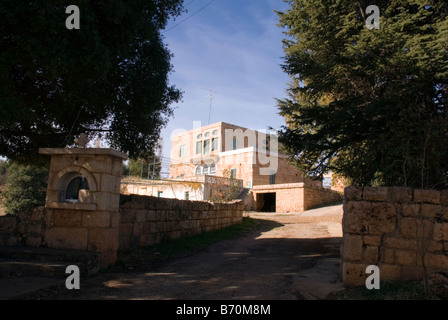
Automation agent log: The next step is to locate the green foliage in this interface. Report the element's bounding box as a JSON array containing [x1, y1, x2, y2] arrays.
[[3, 161, 49, 215], [0, 1, 184, 162], [0, 159, 7, 185], [123, 156, 162, 179], [277, 0, 448, 188]]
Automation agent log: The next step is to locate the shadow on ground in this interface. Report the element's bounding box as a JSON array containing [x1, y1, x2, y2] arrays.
[[47, 217, 343, 300]]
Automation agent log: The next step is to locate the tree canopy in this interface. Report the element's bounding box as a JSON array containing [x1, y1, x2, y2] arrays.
[[0, 0, 184, 162], [277, 0, 448, 188]]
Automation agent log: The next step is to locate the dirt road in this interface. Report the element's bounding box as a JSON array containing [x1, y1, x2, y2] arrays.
[[53, 204, 345, 300]]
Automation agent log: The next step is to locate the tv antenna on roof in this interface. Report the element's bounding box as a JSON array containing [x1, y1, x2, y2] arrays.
[[202, 88, 218, 125]]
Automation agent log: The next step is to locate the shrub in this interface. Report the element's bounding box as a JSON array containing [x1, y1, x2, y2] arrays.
[[3, 161, 49, 215]]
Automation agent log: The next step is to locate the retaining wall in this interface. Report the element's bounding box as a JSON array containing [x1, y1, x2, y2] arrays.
[[118, 195, 243, 250], [342, 186, 448, 286], [0, 195, 244, 266]]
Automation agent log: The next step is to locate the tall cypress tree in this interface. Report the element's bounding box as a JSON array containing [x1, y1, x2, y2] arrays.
[[277, 0, 448, 188]]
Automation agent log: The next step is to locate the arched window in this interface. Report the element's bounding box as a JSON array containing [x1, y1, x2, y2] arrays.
[[65, 176, 89, 203], [195, 166, 203, 176], [209, 163, 216, 175], [203, 164, 209, 175]]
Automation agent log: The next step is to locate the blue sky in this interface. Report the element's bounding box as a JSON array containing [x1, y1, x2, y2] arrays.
[[159, 0, 291, 171]]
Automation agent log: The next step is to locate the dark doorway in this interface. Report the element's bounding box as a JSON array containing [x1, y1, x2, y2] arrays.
[[256, 193, 276, 212]]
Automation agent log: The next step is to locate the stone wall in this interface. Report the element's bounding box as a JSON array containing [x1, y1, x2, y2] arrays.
[[342, 186, 448, 286], [118, 195, 244, 250], [0, 195, 244, 265], [303, 185, 343, 211], [249, 183, 342, 213]]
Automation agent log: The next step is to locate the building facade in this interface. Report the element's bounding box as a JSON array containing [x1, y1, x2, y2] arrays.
[[169, 122, 305, 189], [123, 122, 342, 213]]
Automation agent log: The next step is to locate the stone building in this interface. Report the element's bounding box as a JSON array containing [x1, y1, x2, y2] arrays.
[[169, 122, 304, 188], [165, 122, 341, 212]]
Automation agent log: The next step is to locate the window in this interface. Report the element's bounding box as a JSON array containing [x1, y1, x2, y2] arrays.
[[230, 169, 237, 179], [195, 166, 202, 176], [203, 164, 209, 175], [196, 141, 202, 155], [246, 180, 252, 188], [269, 173, 276, 185], [232, 137, 238, 150], [184, 192, 190, 200], [65, 176, 89, 203], [205, 132, 211, 138], [157, 191, 163, 198], [179, 145, 185, 158], [197, 134, 203, 139], [204, 139, 210, 155], [213, 130, 218, 136], [210, 163, 216, 175], [212, 138, 219, 152]]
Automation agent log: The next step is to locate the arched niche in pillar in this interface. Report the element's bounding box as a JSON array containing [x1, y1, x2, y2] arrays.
[[54, 167, 98, 205], [39, 148, 128, 211]]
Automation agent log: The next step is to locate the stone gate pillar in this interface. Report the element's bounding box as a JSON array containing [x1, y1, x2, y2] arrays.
[[39, 147, 128, 268]]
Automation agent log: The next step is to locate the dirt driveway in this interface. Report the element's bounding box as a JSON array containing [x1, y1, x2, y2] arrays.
[[53, 204, 345, 300]]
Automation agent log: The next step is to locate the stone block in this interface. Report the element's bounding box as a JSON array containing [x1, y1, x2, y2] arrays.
[[433, 222, 448, 241], [95, 192, 112, 211], [377, 263, 402, 282], [133, 223, 143, 237], [342, 262, 369, 286], [440, 190, 448, 206], [401, 203, 421, 218], [363, 187, 389, 202], [342, 234, 363, 261], [88, 228, 119, 253], [30, 208, 45, 222], [110, 212, 120, 227], [0, 216, 17, 233], [25, 236, 42, 247], [383, 236, 416, 250], [414, 189, 440, 204], [53, 210, 82, 227], [120, 209, 136, 223], [401, 265, 425, 281], [146, 210, 156, 222], [363, 246, 379, 264], [82, 211, 111, 228], [143, 221, 156, 234], [400, 218, 432, 239], [422, 204, 442, 220], [425, 253, 448, 270], [135, 210, 147, 223], [44, 227, 88, 250], [381, 248, 395, 264], [395, 250, 417, 266], [389, 187, 413, 203], [344, 187, 363, 201], [363, 235, 382, 246]]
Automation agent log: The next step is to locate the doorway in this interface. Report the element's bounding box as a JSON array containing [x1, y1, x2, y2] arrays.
[[256, 193, 276, 212]]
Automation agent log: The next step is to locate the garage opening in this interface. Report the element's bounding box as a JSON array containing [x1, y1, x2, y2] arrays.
[[256, 193, 276, 212]]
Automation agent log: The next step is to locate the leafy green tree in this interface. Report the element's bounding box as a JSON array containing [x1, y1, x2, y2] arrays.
[[0, 159, 7, 186], [124, 156, 162, 180], [0, 0, 183, 162], [3, 161, 49, 215], [277, 0, 448, 188]]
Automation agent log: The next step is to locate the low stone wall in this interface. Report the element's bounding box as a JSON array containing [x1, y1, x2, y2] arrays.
[[342, 186, 448, 286], [0, 196, 244, 264], [303, 185, 343, 211], [118, 195, 244, 250]]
